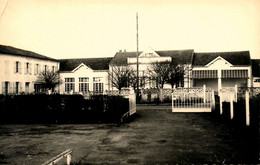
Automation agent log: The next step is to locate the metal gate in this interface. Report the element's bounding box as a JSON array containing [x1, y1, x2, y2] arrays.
[[172, 86, 214, 112]]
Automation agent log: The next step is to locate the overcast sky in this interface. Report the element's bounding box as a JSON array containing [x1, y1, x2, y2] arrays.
[[0, 0, 259, 59]]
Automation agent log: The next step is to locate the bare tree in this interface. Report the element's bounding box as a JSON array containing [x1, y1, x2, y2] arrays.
[[147, 61, 185, 89], [36, 70, 63, 91], [108, 65, 135, 92], [167, 63, 185, 89], [147, 61, 171, 89]]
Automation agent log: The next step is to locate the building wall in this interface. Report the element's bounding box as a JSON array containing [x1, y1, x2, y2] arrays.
[[253, 77, 260, 87], [193, 79, 218, 91], [126, 61, 191, 89], [59, 65, 109, 94], [192, 57, 251, 93], [222, 78, 247, 87], [0, 54, 59, 94], [193, 78, 248, 92]]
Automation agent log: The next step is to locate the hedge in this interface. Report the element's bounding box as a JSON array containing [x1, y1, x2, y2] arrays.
[[0, 94, 129, 124]]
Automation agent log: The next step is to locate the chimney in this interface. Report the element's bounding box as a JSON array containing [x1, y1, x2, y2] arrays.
[[124, 49, 126, 53], [119, 50, 122, 53]]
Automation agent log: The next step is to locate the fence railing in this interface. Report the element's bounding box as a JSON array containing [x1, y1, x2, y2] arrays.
[[42, 149, 72, 165], [219, 86, 260, 126], [172, 86, 214, 112]]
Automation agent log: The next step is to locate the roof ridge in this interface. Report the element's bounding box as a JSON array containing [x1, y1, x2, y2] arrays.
[[155, 49, 194, 52], [59, 57, 113, 60], [0, 44, 57, 61], [194, 50, 249, 54]]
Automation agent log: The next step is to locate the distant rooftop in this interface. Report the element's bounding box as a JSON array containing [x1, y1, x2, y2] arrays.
[[0, 44, 58, 61], [109, 49, 194, 65], [251, 59, 260, 77], [192, 51, 251, 66], [59, 57, 113, 71]]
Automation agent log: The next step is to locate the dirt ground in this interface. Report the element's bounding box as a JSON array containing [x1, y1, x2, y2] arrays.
[[0, 106, 258, 164]]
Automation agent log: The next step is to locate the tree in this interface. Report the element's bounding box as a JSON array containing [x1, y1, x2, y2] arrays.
[[108, 65, 135, 92], [36, 70, 63, 91], [167, 63, 185, 89], [147, 61, 171, 89]]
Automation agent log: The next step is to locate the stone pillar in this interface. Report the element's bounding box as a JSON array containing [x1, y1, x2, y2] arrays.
[[245, 90, 250, 126], [230, 94, 234, 119], [218, 69, 222, 96], [74, 77, 79, 93]]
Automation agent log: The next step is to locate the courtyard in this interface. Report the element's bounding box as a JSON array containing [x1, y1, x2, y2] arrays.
[[0, 106, 258, 164]]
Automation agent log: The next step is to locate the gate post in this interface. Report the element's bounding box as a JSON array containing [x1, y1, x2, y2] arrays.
[[219, 92, 223, 115], [234, 84, 238, 102], [67, 154, 71, 165], [230, 94, 234, 119], [172, 93, 174, 112], [245, 90, 250, 126], [203, 85, 206, 103]]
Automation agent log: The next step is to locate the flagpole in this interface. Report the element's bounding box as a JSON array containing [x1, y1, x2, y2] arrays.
[[136, 12, 139, 94]]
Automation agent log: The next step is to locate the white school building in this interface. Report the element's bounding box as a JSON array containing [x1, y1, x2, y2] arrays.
[[0, 45, 59, 94], [0, 44, 259, 95]]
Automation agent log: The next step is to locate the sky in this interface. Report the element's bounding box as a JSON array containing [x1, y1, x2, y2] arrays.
[[0, 0, 259, 59]]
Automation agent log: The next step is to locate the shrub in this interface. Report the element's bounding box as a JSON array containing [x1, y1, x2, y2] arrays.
[[0, 94, 129, 124]]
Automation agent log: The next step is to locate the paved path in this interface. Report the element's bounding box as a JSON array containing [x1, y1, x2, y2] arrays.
[[0, 107, 257, 164]]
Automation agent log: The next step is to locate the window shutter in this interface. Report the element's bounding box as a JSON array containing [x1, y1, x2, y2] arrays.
[[14, 61, 16, 74], [13, 82, 16, 94], [24, 62, 27, 74], [34, 64, 36, 75], [1, 82, 4, 94], [20, 82, 23, 92], [9, 82, 13, 94], [29, 63, 32, 75], [38, 64, 41, 73], [19, 62, 22, 74]]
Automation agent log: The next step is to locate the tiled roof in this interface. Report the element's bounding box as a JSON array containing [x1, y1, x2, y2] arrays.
[[59, 57, 113, 71], [109, 51, 141, 66], [0, 44, 58, 61], [109, 49, 194, 65], [156, 49, 194, 64], [192, 51, 251, 66], [251, 59, 260, 77]]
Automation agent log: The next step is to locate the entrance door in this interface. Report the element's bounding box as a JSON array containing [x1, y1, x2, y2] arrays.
[[5, 82, 9, 94], [25, 82, 30, 93]]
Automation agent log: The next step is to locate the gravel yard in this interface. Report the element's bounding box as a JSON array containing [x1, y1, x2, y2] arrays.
[[0, 106, 258, 164]]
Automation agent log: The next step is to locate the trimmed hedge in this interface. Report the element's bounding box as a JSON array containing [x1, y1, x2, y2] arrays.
[[0, 94, 129, 124]]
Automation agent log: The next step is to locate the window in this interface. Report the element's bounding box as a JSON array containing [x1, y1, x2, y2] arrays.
[[25, 82, 30, 93], [15, 61, 19, 73], [192, 70, 218, 79], [44, 65, 47, 73], [79, 77, 89, 92], [25, 62, 29, 74], [221, 70, 248, 78], [93, 77, 103, 94], [15, 82, 19, 94], [52, 66, 55, 72], [65, 78, 75, 93], [36, 64, 39, 74], [254, 79, 260, 83], [2, 82, 9, 94]]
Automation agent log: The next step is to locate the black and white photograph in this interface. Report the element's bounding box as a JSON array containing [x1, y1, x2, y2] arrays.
[[0, 0, 259, 164]]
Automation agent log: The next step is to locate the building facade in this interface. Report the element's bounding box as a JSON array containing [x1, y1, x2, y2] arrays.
[[1, 44, 259, 95], [0, 45, 59, 94], [59, 58, 112, 94], [109, 48, 194, 90], [251, 59, 260, 87], [191, 51, 252, 93]]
